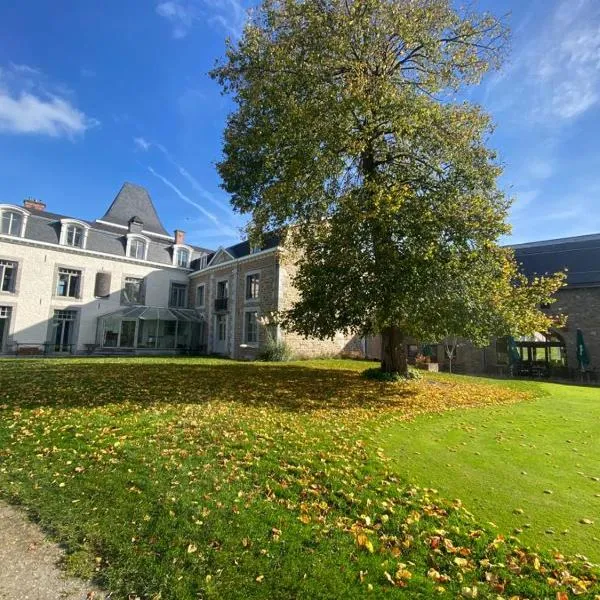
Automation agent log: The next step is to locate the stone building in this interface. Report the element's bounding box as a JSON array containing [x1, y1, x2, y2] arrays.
[[187, 240, 363, 359], [365, 233, 600, 377], [0, 182, 361, 359]]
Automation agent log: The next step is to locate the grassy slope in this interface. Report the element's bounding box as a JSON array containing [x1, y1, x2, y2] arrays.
[[382, 375, 600, 562], [0, 358, 598, 599]]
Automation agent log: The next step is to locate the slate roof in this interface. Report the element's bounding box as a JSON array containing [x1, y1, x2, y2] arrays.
[[99, 182, 170, 236], [513, 233, 600, 287], [192, 233, 281, 270], [2, 183, 213, 268]]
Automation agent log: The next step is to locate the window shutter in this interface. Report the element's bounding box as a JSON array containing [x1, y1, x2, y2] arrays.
[[94, 272, 111, 298]]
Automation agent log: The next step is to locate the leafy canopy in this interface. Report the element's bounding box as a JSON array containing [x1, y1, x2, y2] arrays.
[[212, 0, 565, 344]]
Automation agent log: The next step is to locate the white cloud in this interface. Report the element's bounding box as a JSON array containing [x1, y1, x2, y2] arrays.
[[155, 0, 248, 39], [0, 63, 97, 138], [486, 0, 600, 123], [150, 140, 232, 214], [510, 189, 539, 214], [147, 165, 239, 239], [527, 159, 553, 180], [134, 136, 151, 151], [156, 1, 197, 38]]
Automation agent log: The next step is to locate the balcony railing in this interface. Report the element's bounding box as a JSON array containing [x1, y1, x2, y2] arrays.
[[214, 297, 228, 311]]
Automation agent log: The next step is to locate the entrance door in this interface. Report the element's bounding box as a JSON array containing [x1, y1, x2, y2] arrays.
[[119, 320, 136, 347], [214, 314, 227, 354], [52, 310, 76, 352], [0, 306, 11, 352]]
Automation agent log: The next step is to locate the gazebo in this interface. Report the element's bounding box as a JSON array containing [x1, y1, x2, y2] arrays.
[[97, 306, 205, 352]]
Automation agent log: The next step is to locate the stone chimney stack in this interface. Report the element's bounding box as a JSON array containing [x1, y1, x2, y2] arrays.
[[23, 198, 46, 211], [174, 229, 185, 245]]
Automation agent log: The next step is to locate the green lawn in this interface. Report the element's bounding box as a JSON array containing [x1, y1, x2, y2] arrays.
[[382, 376, 600, 562], [0, 358, 598, 599]]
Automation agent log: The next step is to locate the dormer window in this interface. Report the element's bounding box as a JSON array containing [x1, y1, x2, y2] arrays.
[[0, 205, 29, 238], [176, 248, 190, 268], [59, 219, 89, 249], [172, 244, 192, 268], [126, 234, 149, 260]]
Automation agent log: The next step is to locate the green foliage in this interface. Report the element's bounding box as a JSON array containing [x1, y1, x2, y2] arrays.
[[212, 0, 565, 367], [257, 336, 293, 361], [362, 365, 422, 382]]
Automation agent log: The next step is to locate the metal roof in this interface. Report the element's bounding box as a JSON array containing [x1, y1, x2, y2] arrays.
[[513, 233, 600, 287], [99, 306, 205, 322]]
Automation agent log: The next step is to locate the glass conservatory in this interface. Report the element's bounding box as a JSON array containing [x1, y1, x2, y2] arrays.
[[97, 306, 205, 352]]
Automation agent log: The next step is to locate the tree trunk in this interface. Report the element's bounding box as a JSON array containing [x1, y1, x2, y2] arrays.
[[380, 326, 408, 375]]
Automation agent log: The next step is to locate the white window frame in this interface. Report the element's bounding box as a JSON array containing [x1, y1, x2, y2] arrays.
[[245, 270, 260, 302], [243, 309, 259, 347], [125, 233, 150, 261], [55, 267, 82, 299], [59, 219, 90, 249], [172, 243, 193, 268], [0, 259, 17, 294], [195, 283, 205, 308], [121, 276, 145, 305], [0, 205, 29, 238]]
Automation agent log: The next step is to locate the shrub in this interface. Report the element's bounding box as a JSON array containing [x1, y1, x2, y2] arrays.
[[362, 366, 422, 382], [414, 353, 431, 369], [258, 336, 294, 362]]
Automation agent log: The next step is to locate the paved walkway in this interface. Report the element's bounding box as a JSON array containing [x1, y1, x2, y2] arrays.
[[0, 502, 106, 600]]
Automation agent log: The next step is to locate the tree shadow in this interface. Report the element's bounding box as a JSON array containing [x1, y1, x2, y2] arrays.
[[0, 360, 417, 413]]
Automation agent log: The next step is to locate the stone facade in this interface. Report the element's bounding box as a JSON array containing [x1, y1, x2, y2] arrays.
[[276, 251, 364, 358], [188, 248, 280, 360], [188, 246, 365, 360]]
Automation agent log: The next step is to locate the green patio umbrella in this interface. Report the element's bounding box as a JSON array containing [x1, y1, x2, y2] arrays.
[[576, 329, 590, 371], [507, 336, 521, 365]]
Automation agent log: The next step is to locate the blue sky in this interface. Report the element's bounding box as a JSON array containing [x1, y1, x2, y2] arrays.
[[0, 0, 599, 249]]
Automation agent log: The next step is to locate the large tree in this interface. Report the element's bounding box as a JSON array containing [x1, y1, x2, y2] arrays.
[[212, 0, 565, 375]]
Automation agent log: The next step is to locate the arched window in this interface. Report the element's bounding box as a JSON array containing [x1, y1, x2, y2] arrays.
[[0, 205, 29, 238], [172, 244, 192, 268], [60, 219, 89, 249], [126, 234, 149, 260], [515, 331, 567, 368]]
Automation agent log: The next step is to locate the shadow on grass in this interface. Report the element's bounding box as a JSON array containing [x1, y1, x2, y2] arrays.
[[0, 361, 418, 413]]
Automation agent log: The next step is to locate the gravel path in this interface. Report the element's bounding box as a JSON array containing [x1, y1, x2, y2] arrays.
[[0, 502, 106, 600]]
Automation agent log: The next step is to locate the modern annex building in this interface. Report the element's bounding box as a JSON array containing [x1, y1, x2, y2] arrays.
[[0, 183, 361, 359]]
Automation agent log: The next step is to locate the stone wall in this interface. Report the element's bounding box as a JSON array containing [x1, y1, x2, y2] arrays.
[[188, 249, 279, 360], [543, 287, 600, 371], [277, 250, 364, 358]]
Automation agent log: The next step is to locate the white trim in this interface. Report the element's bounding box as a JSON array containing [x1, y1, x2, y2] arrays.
[[126, 233, 150, 261], [95, 219, 128, 230], [206, 246, 235, 267], [242, 307, 260, 348], [194, 283, 206, 308], [95, 219, 176, 241], [0, 204, 29, 238], [510, 232, 600, 249], [172, 243, 193, 268], [189, 247, 279, 277], [244, 269, 261, 303], [59, 219, 90, 249], [0, 233, 191, 271]]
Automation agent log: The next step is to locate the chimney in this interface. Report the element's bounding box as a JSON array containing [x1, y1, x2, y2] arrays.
[[128, 216, 144, 233], [23, 198, 46, 211], [174, 229, 185, 245]]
